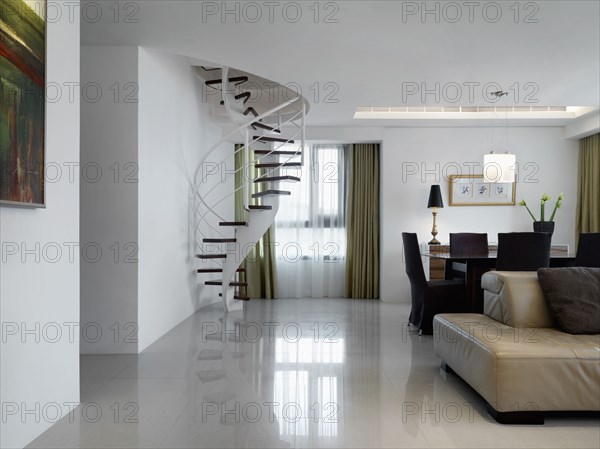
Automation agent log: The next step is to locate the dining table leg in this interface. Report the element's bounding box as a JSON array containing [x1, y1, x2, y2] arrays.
[[465, 260, 496, 313]]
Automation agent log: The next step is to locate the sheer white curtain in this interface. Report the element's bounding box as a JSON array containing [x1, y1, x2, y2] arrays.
[[274, 144, 347, 298]]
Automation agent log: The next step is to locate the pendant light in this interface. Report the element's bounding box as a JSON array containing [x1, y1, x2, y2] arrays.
[[483, 91, 516, 183]]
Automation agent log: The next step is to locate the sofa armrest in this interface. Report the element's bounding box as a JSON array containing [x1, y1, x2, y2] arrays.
[[481, 271, 556, 328]]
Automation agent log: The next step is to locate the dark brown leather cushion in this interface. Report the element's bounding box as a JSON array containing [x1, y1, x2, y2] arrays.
[[537, 267, 600, 334]]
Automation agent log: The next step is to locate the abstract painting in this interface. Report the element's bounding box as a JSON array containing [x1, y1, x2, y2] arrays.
[[1, 0, 46, 207]]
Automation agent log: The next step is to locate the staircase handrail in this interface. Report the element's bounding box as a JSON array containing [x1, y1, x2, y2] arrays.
[[192, 95, 304, 190]]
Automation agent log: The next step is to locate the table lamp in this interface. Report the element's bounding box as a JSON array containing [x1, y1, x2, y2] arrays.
[[427, 185, 443, 244]]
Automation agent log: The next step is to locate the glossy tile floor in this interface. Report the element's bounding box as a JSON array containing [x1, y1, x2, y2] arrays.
[[28, 299, 599, 448]]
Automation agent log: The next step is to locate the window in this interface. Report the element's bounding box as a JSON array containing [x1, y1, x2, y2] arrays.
[[275, 144, 347, 262]]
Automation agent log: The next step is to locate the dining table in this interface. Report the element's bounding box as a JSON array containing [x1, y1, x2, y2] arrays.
[[421, 246, 576, 313]]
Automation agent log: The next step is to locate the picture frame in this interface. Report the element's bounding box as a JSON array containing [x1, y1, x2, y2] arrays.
[[1, 0, 46, 207], [449, 174, 515, 206]]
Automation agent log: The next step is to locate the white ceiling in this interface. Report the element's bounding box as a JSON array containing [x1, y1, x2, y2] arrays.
[[81, 0, 600, 127]]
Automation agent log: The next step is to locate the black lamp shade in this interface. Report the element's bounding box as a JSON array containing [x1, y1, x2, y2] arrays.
[[427, 185, 444, 208]]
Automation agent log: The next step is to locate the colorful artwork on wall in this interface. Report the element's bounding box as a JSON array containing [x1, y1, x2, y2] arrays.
[[1, 0, 46, 207]]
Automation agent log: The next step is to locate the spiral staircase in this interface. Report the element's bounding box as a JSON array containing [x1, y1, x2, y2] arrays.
[[192, 66, 308, 312]]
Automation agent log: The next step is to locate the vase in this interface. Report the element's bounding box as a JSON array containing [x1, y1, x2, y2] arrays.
[[533, 221, 555, 235]]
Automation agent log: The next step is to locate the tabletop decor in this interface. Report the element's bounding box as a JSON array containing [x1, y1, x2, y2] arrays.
[[519, 193, 564, 234], [427, 185, 444, 244]]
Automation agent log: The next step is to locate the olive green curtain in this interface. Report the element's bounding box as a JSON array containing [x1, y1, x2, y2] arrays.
[[576, 133, 600, 235], [234, 145, 277, 299], [344, 143, 380, 299]]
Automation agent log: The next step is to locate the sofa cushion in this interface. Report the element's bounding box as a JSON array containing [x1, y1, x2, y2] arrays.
[[482, 271, 555, 328], [537, 267, 600, 335]]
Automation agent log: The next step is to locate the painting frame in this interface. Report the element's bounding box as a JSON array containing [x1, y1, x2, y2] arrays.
[[449, 174, 516, 206], [1, 0, 47, 208]]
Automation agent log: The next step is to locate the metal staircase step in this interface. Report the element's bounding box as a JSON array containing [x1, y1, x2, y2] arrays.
[[203, 391, 236, 404], [235, 92, 251, 104], [221, 92, 251, 105], [203, 238, 236, 243], [251, 122, 281, 134], [200, 66, 221, 72], [203, 329, 243, 342], [197, 370, 226, 383], [219, 293, 250, 301], [197, 254, 227, 259], [254, 175, 301, 183], [197, 268, 246, 273], [253, 150, 300, 156], [196, 350, 242, 361], [248, 205, 272, 210], [244, 107, 259, 117], [205, 76, 248, 87], [219, 221, 247, 226], [253, 136, 294, 143], [206, 280, 248, 287], [255, 162, 302, 169], [252, 190, 291, 198], [197, 349, 223, 361]]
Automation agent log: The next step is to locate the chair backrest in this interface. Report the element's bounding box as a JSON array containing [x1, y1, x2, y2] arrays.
[[496, 232, 552, 271], [449, 233, 489, 257], [402, 233, 427, 289], [575, 233, 600, 268]]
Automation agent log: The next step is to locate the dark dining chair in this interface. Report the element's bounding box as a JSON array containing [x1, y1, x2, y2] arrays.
[[448, 233, 490, 312], [449, 233, 489, 257], [575, 233, 600, 268], [402, 233, 468, 335], [496, 232, 552, 271], [448, 233, 489, 278]]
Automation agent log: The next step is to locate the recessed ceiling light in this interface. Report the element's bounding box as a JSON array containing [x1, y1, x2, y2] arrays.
[[353, 106, 596, 119]]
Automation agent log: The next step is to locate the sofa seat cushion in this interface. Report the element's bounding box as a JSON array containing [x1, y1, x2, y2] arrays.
[[433, 313, 600, 413]]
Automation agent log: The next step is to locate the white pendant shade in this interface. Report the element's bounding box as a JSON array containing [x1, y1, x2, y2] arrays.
[[483, 152, 516, 183]]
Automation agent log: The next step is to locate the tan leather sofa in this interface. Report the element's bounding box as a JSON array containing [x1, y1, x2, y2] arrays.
[[433, 271, 600, 424]]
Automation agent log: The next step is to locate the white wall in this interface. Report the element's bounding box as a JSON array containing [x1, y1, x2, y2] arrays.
[[306, 126, 579, 302], [80, 46, 139, 353], [80, 47, 224, 353], [0, 3, 80, 447], [382, 126, 578, 302], [137, 48, 223, 351]]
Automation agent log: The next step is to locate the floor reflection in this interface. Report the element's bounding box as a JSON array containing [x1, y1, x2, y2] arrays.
[[275, 337, 345, 364], [273, 337, 344, 436], [26, 299, 600, 449]]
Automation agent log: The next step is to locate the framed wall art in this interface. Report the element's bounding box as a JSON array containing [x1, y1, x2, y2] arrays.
[[449, 174, 515, 206], [1, 0, 46, 207]]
